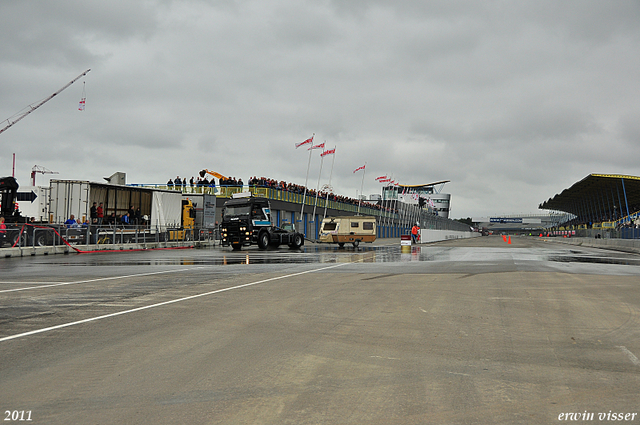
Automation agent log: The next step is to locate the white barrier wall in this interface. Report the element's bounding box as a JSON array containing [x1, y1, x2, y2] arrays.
[[419, 229, 481, 243]]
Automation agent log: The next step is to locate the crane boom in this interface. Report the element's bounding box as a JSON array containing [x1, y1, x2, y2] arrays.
[[0, 68, 91, 136], [31, 164, 59, 186], [199, 169, 227, 180]]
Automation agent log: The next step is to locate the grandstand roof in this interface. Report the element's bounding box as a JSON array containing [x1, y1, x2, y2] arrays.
[[397, 180, 450, 188], [539, 174, 640, 216]]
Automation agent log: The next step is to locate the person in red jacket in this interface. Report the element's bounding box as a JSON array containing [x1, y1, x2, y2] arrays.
[[411, 224, 420, 244], [97, 202, 104, 226]]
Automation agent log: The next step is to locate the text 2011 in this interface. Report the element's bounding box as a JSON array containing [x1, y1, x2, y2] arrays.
[[4, 411, 32, 421]]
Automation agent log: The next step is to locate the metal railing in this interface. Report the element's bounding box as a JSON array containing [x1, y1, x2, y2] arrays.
[[130, 183, 474, 239], [0, 223, 220, 249], [130, 184, 395, 219]]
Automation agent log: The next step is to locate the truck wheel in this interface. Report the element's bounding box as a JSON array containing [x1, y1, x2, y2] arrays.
[[289, 234, 304, 249], [352, 240, 360, 248], [258, 231, 270, 249], [35, 233, 48, 247], [11, 232, 28, 247]]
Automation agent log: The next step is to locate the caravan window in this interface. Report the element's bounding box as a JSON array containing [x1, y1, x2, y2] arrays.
[[323, 222, 337, 231], [363, 222, 374, 230], [351, 222, 359, 228]]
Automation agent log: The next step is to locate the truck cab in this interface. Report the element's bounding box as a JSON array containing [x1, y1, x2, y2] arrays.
[[0, 177, 23, 223], [220, 192, 303, 250]]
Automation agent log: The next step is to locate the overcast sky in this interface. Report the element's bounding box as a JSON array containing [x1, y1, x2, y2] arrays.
[[1, 0, 639, 218]]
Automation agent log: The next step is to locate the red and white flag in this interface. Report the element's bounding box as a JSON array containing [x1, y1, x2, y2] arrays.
[[375, 175, 388, 181], [295, 136, 314, 149], [308, 142, 325, 150], [353, 165, 366, 173], [320, 148, 335, 157], [78, 98, 86, 111]]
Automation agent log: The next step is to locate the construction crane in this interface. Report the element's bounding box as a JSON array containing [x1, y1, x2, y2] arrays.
[[0, 69, 91, 136], [199, 169, 227, 180], [31, 165, 59, 186]]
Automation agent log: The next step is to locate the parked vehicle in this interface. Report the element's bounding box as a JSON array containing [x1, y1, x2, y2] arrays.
[[220, 192, 304, 250], [318, 216, 376, 248]]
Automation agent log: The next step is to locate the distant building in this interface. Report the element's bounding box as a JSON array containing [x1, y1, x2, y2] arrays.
[[381, 180, 451, 219]]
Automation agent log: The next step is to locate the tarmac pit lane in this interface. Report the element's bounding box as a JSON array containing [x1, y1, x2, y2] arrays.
[[21, 244, 412, 267], [11, 242, 640, 270]]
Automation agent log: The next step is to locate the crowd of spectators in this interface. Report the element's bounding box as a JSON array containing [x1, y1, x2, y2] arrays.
[[556, 203, 640, 229], [246, 176, 396, 214], [166, 174, 398, 213]]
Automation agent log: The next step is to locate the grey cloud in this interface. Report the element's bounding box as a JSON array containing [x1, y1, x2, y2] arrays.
[[2, 0, 640, 217]]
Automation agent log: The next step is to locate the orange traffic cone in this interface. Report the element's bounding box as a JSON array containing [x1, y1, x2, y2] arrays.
[[508, 236, 511, 244], [502, 235, 507, 242]]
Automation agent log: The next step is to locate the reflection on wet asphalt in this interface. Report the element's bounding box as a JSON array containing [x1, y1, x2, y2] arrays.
[[12, 242, 640, 270], [547, 255, 640, 266]]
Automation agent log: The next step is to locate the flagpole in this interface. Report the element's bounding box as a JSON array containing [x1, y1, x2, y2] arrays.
[[389, 182, 395, 229], [384, 175, 391, 229], [312, 145, 325, 223], [378, 179, 386, 231], [357, 162, 366, 215], [323, 146, 336, 222], [391, 182, 400, 234], [299, 134, 314, 232]]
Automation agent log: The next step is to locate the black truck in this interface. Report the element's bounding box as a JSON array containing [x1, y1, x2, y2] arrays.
[[0, 177, 24, 223], [220, 193, 304, 250], [0, 177, 31, 247]]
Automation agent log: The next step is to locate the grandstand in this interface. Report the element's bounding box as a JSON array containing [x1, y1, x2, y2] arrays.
[[539, 174, 640, 238]]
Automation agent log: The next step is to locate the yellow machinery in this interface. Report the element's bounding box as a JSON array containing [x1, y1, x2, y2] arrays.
[[169, 199, 196, 241], [199, 169, 226, 180]]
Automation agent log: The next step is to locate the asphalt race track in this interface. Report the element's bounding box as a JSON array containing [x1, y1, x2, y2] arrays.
[[1, 236, 640, 424]]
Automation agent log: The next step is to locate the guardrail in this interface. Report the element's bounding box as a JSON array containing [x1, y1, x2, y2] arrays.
[[131, 183, 473, 237], [131, 184, 395, 219], [0, 223, 218, 249], [551, 219, 640, 240]]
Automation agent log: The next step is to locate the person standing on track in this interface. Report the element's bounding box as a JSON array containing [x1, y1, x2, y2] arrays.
[[411, 223, 420, 244]]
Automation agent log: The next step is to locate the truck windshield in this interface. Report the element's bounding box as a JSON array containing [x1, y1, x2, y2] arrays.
[[224, 205, 251, 218]]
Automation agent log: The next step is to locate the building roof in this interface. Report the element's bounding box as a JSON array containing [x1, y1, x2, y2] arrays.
[[396, 180, 450, 188], [539, 174, 640, 216]]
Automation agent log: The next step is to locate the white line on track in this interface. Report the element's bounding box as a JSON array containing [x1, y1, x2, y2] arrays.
[[617, 346, 640, 367], [0, 261, 353, 343], [0, 267, 202, 293]]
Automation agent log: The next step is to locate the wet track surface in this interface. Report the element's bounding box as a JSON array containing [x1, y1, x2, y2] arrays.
[[1, 236, 640, 424], [3, 237, 640, 271]]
